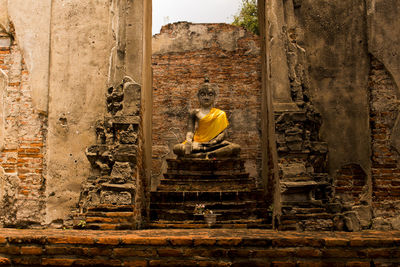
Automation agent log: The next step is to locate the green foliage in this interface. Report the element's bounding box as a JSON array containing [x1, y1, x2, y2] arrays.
[[77, 220, 86, 229], [232, 0, 259, 35]]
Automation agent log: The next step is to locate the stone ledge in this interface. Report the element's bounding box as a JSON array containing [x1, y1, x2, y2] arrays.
[[0, 229, 399, 266]]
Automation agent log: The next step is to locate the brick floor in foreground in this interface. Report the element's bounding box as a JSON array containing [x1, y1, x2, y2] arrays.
[[0, 228, 399, 266]]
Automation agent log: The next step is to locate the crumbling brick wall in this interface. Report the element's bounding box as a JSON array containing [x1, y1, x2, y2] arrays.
[[0, 29, 46, 227], [334, 164, 367, 204], [151, 23, 262, 189], [369, 57, 400, 230]]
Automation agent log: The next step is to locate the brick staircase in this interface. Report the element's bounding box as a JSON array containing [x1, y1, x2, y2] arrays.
[[150, 158, 272, 229], [76, 204, 135, 230]]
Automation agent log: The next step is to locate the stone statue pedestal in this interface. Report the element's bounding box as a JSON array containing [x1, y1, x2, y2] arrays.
[[158, 158, 254, 191], [150, 157, 272, 228]]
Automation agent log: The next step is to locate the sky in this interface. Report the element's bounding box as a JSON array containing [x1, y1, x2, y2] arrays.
[[153, 0, 243, 35]]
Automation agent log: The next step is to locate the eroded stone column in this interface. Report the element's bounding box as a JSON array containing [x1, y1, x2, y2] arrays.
[[265, 0, 298, 112], [259, 0, 282, 227]]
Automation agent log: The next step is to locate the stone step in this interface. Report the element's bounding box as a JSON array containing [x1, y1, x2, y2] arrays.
[[151, 208, 271, 221], [86, 204, 135, 212], [85, 223, 134, 230], [157, 183, 255, 192], [282, 201, 324, 208], [279, 222, 299, 231], [151, 190, 264, 203], [164, 170, 247, 176], [281, 212, 333, 220], [166, 158, 245, 171], [150, 200, 265, 210], [85, 216, 132, 224], [149, 219, 272, 229], [85, 211, 134, 218], [282, 207, 326, 214], [159, 178, 253, 184], [163, 173, 250, 180]]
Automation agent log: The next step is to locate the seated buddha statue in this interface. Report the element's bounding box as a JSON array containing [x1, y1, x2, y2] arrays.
[[173, 79, 240, 159]]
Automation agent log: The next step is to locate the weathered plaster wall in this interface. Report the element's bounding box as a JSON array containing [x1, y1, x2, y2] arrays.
[[367, 0, 400, 91], [45, 1, 112, 224], [0, 0, 147, 227], [151, 23, 262, 190], [297, 0, 371, 179], [0, 0, 7, 32], [7, 0, 51, 113]]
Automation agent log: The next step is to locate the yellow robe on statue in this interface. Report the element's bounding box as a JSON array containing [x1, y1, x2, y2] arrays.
[[193, 108, 229, 143]]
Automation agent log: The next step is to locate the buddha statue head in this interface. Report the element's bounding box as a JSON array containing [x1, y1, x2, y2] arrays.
[[197, 77, 216, 108]]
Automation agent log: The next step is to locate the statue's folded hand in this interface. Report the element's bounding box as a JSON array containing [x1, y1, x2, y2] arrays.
[[186, 131, 194, 142], [192, 141, 201, 151]]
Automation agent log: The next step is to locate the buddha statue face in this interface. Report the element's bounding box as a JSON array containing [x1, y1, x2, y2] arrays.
[[197, 86, 216, 108]]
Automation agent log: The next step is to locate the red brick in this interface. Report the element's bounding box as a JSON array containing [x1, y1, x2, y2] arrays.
[[322, 248, 358, 258], [296, 247, 322, 257], [121, 237, 168, 245], [297, 262, 322, 267], [182, 248, 213, 258], [85, 247, 112, 256], [157, 247, 183, 257], [324, 238, 349, 247], [17, 153, 43, 158], [227, 249, 252, 258], [216, 237, 242, 246], [123, 260, 148, 267], [30, 143, 44, 147], [0, 245, 19, 254], [169, 237, 193, 246], [45, 246, 85, 255], [47, 236, 95, 245], [114, 248, 156, 257], [0, 257, 11, 265], [6, 235, 46, 245], [272, 237, 322, 247], [73, 259, 121, 266], [13, 257, 42, 265], [253, 248, 296, 258], [106, 212, 133, 217], [149, 260, 199, 267], [271, 262, 296, 267], [20, 246, 42, 255], [231, 260, 269, 267], [18, 148, 40, 154], [41, 258, 75, 266], [194, 238, 216, 246], [96, 236, 120, 245], [349, 238, 394, 247], [345, 262, 370, 267]]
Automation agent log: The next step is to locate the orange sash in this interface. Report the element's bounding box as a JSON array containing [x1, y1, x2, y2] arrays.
[[193, 108, 229, 143]]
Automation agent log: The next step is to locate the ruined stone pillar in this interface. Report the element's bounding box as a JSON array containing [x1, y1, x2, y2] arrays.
[[264, 0, 298, 112], [258, 0, 282, 227]]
